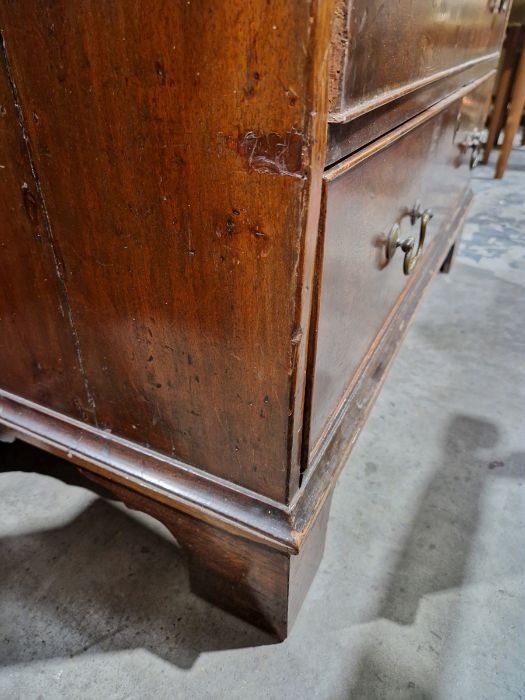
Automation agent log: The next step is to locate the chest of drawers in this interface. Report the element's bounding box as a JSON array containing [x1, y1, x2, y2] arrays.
[[0, 1, 509, 638]]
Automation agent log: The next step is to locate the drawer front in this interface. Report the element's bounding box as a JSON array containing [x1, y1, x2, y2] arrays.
[[327, 61, 497, 165], [329, 0, 508, 122], [308, 79, 491, 455], [453, 73, 494, 168]]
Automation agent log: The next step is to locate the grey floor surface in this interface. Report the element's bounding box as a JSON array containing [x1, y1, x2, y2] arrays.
[[1, 147, 524, 700]]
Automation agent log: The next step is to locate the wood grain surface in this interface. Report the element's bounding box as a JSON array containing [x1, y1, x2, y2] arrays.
[[0, 1, 509, 636], [0, 45, 89, 418], [308, 79, 492, 454], [327, 61, 498, 165], [0, 0, 333, 502], [329, 0, 509, 121]]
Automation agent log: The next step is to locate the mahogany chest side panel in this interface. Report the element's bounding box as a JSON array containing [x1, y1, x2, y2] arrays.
[[0, 49, 89, 419], [0, 1, 332, 502]]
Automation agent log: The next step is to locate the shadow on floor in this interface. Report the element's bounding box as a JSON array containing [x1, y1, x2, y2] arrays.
[[0, 443, 275, 670], [348, 414, 525, 699]]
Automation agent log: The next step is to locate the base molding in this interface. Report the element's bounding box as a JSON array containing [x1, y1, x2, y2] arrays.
[[0, 391, 297, 553], [84, 471, 333, 639]]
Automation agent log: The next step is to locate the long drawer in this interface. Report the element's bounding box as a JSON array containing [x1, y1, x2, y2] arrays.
[[306, 76, 493, 458], [329, 0, 508, 123], [327, 60, 497, 165]]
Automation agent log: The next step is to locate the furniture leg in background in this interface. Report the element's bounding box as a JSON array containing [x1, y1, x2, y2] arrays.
[[482, 27, 521, 165], [495, 42, 525, 177]]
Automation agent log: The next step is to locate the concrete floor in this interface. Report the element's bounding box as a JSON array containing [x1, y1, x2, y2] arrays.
[[1, 147, 524, 700]]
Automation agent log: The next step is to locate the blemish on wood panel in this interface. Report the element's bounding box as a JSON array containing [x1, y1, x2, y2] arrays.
[[245, 38, 259, 98], [289, 324, 303, 379], [21, 182, 39, 226], [214, 212, 268, 243], [236, 129, 306, 179], [225, 216, 236, 236], [249, 225, 266, 239], [1, 31, 97, 420], [285, 86, 298, 106], [291, 325, 303, 345], [154, 60, 166, 85]]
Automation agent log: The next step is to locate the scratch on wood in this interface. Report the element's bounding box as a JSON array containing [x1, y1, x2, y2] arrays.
[[236, 129, 307, 179], [0, 31, 98, 420], [291, 324, 303, 345], [21, 181, 39, 227], [244, 37, 259, 98]]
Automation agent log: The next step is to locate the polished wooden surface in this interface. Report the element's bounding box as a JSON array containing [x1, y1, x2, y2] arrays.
[[309, 78, 492, 453], [454, 74, 495, 144], [64, 464, 332, 640], [327, 60, 497, 165], [329, 0, 508, 122], [0, 51, 87, 418], [0, 1, 333, 503], [300, 187, 472, 519], [0, 1, 507, 638]]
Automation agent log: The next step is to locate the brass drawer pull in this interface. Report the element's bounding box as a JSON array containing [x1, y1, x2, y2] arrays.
[[459, 128, 488, 169], [387, 204, 434, 276]]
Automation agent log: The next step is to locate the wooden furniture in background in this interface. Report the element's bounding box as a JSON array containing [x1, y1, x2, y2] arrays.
[[482, 0, 525, 177], [0, 1, 510, 639]]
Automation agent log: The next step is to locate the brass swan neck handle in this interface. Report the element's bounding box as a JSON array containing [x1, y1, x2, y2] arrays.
[[387, 203, 434, 276]]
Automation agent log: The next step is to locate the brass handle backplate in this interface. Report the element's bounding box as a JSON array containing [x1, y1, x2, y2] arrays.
[[387, 204, 434, 276]]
